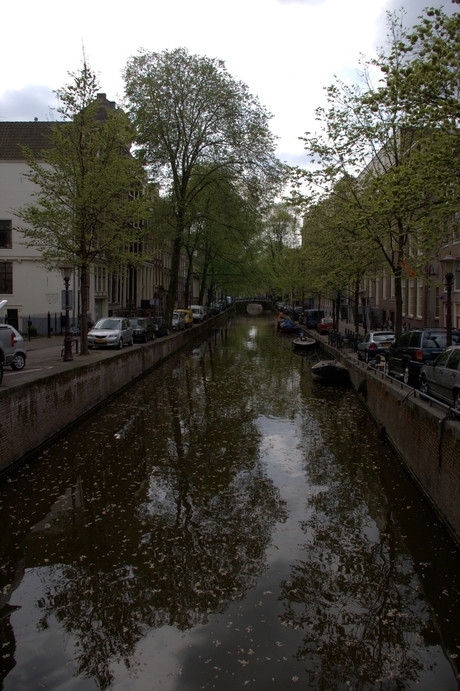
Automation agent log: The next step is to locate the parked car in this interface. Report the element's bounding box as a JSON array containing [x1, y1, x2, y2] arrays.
[[175, 308, 193, 328], [305, 309, 325, 329], [130, 317, 156, 343], [0, 323, 27, 370], [419, 346, 460, 411], [384, 328, 460, 386], [316, 317, 334, 335], [152, 317, 169, 337], [190, 305, 206, 323], [88, 318, 133, 349], [172, 311, 186, 330], [357, 330, 396, 363]]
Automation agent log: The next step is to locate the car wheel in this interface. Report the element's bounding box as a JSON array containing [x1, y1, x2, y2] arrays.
[[118, 338, 123, 349], [11, 353, 26, 370], [419, 376, 429, 400], [403, 365, 411, 386]]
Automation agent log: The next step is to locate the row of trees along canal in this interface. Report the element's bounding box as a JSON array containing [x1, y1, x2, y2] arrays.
[[16, 5, 460, 351], [280, 5, 460, 338], [16, 49, 284, 355]]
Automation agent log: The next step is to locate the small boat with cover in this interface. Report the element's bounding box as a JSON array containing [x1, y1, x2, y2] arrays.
[[277, 318, 300, 334], [292, 335, 317, 351], [311, 359, 349, 383]]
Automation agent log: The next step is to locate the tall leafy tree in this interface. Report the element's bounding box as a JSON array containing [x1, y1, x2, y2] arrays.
[[16, 57, 149, 354], [123, 47, 282, 323], [291, 12, 450, 335], [392, 3, 460, 225], [259, 203, 301, 301]]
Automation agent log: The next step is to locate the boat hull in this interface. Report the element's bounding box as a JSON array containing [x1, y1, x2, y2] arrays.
[[311, 359, 349, 383], [292, 336, 317, 351]]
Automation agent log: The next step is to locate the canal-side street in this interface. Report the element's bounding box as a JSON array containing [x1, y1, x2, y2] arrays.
[[1, 315, 460, 691]]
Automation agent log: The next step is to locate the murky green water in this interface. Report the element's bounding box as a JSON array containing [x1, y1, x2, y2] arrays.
[[1, 315, 460, 691]]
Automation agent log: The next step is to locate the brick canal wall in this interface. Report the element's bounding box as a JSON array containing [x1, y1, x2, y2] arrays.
[[320, 342, 460, 546], [0, 317, 227, 474]]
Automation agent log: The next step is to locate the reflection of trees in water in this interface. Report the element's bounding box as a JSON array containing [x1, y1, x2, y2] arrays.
[[30, 323, 287, 689], [279, 385, 446, 690]]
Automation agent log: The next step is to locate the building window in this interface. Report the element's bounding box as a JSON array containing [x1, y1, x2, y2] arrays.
[[0, 262, 12, 293], [95, 266, 107, 294], [417, 280, 423, 319], [0, 220, 12, 249], [435, 286, 440, 319], [408, 280, 415, 317], [455, 261, 460, 291]]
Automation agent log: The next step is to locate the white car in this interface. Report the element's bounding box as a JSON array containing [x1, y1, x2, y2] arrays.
[[172, 311, 186, 330], [190, 305, 205, 323], [0, 323, 27, 370], [87, 318, 134, 349]]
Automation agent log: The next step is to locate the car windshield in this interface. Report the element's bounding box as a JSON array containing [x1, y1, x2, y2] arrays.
[[130, 319, 146, 327], [172, 313, 182, 320], [94, 319, 120, 330]]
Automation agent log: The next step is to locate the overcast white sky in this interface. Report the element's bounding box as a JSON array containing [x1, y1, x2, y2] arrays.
[[0, 0, 456, 167]]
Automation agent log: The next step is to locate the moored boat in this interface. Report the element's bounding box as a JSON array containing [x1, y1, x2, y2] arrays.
[[292, 335, 317, 351], [277, 318, 300, 334], [311, 359, 349, 383]]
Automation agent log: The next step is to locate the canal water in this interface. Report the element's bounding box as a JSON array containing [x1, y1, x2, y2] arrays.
[[1, 315, 460, 691]]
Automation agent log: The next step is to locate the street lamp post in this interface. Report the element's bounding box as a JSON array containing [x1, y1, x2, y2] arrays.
[[60, 265, 73, 362], [440, 254, 456, 347]]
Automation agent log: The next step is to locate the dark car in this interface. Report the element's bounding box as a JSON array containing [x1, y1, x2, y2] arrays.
[[130, 317, 156, 343], [152, 317, 169, 337], [305, 309, 325, 329], [384, 328, 460, 386], [419, 346, 460, 411], [357, 331, 395, 363]]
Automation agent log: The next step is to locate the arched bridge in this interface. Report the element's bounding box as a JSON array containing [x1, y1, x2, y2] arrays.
[[234, 299, 274, 313]]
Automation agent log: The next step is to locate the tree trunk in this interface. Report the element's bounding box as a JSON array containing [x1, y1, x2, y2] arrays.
[[199, 261, 209, 305], [166, 231, 184, 326], [394, 269, 403, 337], [184, 254, 193, 308], [335, 291, 341, 330], [80, 263, 90, 355], [353, 280, 360, 332]]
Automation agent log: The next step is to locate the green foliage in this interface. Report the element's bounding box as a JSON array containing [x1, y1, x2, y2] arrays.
[[123, 47, 283, 318], [290, 10, 458, 334], [16, 56, 150, 352]]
